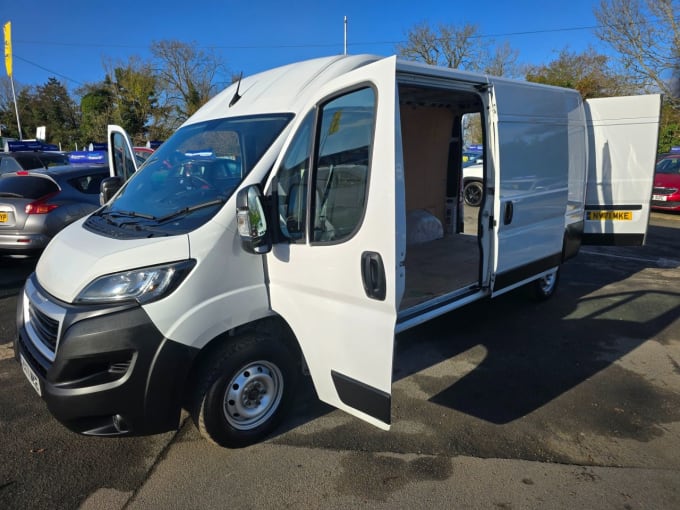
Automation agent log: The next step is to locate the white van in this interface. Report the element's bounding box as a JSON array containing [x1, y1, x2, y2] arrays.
[[15, 55, 660, 448]]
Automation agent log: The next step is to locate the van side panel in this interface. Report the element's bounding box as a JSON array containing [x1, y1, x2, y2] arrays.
[[489, 80, 584, 293]]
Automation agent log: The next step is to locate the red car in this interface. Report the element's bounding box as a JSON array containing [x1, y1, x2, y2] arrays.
[[652, 154, 680, 212]]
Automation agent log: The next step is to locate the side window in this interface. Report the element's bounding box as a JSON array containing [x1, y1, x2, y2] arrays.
[[312, 87, 375, 243], [0, 157, 20, 173], [69, 173, 106, 194], [276, 111, 314, 242]]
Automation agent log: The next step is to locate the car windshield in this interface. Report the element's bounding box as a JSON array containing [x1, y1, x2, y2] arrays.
[[655, 157, 680, 175], [100, 114, 292, 234]]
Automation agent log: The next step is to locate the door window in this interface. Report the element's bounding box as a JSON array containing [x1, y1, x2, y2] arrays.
[[312, 87, 375, 243], [276, 111, 314, 242], [275, 87, 376, 244]]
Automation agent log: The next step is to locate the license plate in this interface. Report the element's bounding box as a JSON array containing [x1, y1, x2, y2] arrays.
[[0, 212, 7, 222], [586, 211, 632, 221], [652, 194, 668, 202], [20, 354, 42, 397]]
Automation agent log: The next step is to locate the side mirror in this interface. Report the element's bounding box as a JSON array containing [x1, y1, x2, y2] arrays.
[[100, 176, 124, 205], [236, 185, 272, 254]]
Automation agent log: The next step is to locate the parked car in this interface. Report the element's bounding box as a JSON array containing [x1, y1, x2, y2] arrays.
[[0, 164, 108, 256], [462, 161, 484, 206], [133, 146, 154, 163], [0, 151, 70, 175], [651, 154, 680, 212]]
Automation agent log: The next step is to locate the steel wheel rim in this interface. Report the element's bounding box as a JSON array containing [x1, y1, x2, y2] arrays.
[[223, 360, 284, 430], [538, 272, 556, 294], [464, 182, 483, 206]]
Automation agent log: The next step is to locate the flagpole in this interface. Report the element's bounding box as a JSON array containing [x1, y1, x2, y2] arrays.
[[9, 74, 21, 140]]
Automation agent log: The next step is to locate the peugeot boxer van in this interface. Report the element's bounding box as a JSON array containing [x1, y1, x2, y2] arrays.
[[15, 54, 660, 447]]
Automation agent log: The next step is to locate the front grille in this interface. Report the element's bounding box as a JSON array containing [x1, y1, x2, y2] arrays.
[[653, 186, 678, 195], [28, 302, 59, 352]]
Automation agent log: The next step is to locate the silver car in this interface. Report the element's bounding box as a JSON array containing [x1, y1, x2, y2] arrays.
[[0, 165, 108, 256]]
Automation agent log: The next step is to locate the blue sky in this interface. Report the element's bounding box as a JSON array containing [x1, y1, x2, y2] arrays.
[[3, 0, 606, 92]]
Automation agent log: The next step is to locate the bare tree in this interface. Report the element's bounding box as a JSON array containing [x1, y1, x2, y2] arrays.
[[397, 21, 519, 76], [151, 40, 228, 126], [594, 0, 680, 105], [484, 42, 521, 78]]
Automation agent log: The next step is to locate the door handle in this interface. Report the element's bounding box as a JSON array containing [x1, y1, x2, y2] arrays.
[[361, 251, 386, 301], [503, 201, 514, 225]]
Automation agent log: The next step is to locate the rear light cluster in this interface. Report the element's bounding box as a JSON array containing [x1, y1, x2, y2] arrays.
[[25, 192, 59, 215]]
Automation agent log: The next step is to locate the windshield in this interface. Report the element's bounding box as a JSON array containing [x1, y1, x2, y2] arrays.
[[656, 157, 680, 175], [97, 114, 292, 236]]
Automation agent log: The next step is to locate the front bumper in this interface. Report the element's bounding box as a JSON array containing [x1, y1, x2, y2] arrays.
[[14, 273, 199, 436]]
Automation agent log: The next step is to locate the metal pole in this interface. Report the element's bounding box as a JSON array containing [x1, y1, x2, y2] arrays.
[[344, 16, 347, 55], [9, 75, 21, 140]]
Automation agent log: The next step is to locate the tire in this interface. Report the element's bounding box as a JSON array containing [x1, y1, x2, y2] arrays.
[[528, 267, 560, 301], [463, 181, 483, 207], [191, 333, 298, 448]]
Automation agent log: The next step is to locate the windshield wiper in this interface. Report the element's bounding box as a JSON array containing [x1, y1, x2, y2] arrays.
[[156, 198, 226, 223], [105, 210, 158, 220]]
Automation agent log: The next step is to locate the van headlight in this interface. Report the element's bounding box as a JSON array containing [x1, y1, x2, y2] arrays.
[[75, 260, 196, 304]]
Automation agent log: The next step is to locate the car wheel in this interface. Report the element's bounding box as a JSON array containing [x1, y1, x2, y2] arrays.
[[463, 181, 483, 207], [191, 333, 298, 448], [528, 267, 560, 301]]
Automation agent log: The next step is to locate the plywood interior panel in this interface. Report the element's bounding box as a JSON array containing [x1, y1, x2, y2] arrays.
[[400, 105, 453, 225]]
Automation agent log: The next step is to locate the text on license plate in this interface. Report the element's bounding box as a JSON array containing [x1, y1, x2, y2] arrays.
[[0, 212, 7, 222], [652, 194, 668, 202], [586, 211, 633, 221], [20, 354, 42, 396]]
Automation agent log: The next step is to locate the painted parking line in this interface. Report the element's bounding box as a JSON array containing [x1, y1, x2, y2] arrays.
[[580, 249, 680, 268]]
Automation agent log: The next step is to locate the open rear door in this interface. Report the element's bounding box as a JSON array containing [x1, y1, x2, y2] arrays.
[[107, 125, 138, 181], [265, 57, 403, 430], [583, 94, 661, 245]]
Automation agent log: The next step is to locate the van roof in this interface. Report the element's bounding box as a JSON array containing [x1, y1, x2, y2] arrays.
[[186, 54, 381, 125]]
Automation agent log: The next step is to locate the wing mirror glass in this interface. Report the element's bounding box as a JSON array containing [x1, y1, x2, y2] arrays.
[[236, 185, 272, 254], [100, 176, 124, 205]]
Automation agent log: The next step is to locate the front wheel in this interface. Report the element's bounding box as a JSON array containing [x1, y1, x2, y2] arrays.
[[191, 334, 298, 448]]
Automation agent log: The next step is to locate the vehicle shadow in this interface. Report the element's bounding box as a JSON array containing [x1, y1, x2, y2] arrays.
[[0, 257, 36, 295], [279, 222, 680, 437]]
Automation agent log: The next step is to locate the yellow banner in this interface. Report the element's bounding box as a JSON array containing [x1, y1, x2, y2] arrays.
[[3, 21, 11, 78]]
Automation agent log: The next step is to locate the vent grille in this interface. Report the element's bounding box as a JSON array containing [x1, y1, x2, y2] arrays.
[[28, 302, 59, 353]]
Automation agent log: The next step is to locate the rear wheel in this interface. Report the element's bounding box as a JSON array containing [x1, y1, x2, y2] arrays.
[[191, 333, 298, 448], [528, 267, 560, 301], [463, 180, 483, 207]]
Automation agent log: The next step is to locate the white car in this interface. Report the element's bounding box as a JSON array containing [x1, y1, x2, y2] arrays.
[[462, 162, 483, 206]]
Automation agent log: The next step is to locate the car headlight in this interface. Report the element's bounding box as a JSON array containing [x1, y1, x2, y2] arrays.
[[75, 260, 196, 305]]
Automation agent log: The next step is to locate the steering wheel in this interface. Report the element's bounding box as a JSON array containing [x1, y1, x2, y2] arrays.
[[187, 175, 214, 190]]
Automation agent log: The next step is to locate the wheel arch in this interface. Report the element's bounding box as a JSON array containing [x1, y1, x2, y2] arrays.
[[180, 314, 303, 409]]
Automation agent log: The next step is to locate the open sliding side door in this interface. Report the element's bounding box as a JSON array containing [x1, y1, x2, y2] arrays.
[[107, 125, 139, 181], [264, 57, 403, 430], [583, 94, 661, 245]]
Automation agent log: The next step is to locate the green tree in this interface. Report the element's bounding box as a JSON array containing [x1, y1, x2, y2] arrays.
[[34, 78, 80, 148], [15, 78, 80, 148], [151, 40, 227, 129], [104, 56, 160, 145], [525, 47, 630, 99], [78, 79, 115, 145]]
